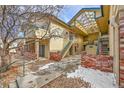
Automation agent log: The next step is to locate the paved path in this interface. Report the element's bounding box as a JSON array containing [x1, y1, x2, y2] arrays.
[[9, 55, 81, 88]]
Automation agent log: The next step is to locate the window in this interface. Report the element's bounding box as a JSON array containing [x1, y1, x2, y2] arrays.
[[34, 22, 49, 30], [51, 28, 63, 38], [69, 33, 74, 40], [40, 23, 48, 30]]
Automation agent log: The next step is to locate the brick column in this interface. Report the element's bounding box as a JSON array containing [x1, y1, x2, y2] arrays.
[[119, 10, 124, 87]]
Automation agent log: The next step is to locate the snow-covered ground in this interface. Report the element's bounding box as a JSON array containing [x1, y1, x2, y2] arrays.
[[39, 63, 54, 70], [67, 66, 118, 88]]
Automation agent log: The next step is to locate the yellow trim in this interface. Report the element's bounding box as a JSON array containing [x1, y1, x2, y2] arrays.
[[96, 5, 110, 33]]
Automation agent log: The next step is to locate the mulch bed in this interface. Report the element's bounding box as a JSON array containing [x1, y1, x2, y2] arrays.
[[42, 75, 91, 88]]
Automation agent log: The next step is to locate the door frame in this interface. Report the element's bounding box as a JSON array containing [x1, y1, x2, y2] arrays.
[[39, 45, 45, 57]]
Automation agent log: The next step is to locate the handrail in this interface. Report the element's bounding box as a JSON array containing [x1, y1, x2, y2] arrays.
[[61, 40, 73, 57]]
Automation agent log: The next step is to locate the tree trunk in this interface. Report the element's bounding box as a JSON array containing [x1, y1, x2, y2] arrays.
[[0, 49, 10, 67], [1, 56, 9, 67]]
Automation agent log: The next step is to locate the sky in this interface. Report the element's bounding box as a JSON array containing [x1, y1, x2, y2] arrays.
[[58, 5, 101, 23]]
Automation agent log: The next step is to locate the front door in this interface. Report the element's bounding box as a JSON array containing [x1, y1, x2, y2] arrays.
[[39, 45, 45, 57], [69, 46, 73, 55]]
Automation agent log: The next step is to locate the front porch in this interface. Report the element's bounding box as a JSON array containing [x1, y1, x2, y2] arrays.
[[25, 39, 50, 59]]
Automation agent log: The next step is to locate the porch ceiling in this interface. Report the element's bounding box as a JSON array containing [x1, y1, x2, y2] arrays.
[[70, 26, 88, 36], [75, 11, 100, 34], [69, 5, 110, 35], [69, 8, 102, 36]]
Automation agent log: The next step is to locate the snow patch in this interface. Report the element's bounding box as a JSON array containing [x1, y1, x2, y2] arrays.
[[67, 66, 118, 88], [39, 63, 54, 70]]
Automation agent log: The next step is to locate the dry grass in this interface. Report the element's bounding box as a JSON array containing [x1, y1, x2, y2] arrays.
[[42, 75, 91, 88]]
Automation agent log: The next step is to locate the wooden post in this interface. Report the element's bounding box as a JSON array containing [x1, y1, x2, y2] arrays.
[[114, 24, 120, 85]]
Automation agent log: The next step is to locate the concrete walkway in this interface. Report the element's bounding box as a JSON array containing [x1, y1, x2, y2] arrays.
[[9, 55, 81, 88]]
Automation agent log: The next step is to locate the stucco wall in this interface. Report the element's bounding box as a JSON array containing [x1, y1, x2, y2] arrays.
[[50, 37, 64, 52], [75, 34, 84, 53], [49, 22, 70, 52]]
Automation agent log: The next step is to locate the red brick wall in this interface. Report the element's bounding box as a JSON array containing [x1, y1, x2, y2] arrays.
[[119, 10, 124, 87], [81, 52, 113, 72]]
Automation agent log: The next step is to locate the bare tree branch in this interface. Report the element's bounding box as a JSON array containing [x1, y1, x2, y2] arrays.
[[0, 5, 64, 67]]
